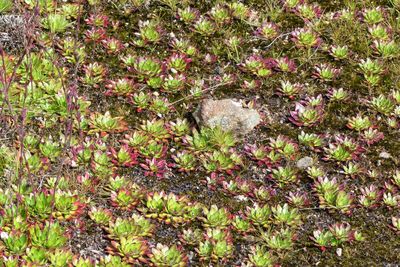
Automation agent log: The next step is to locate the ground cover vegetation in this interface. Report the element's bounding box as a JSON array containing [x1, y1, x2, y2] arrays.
[[0, 0, 399, 266]]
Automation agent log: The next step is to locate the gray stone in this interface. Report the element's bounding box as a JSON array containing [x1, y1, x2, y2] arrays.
[[193, 98, 261, 136], [296, 156, 314, 169]]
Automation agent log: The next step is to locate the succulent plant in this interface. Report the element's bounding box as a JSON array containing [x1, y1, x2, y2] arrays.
[[108, 237, 148, 264], [369, 95, 395, 115], [88, 111, 127, 134], [142, 191, 165, 218], [138, 141, 165, 159], [1, 231, 28, 254], [85, 14, 109, 27], [110, 188, 141, 210], [48, 249, 74, 266], [324, 136, 363, 162], [169, 118, 190, 137], [311, 222, 360, 250], [368, 24, 391, 41], [29, 222, 67, 249], [140, 119, 170, 140], [383, 192, 399, 208], [179, 228, 203, 245], [392, 170, 400, 188], [289, 99, 324, 127], [160, 193, 190, 224], [270, 135, 299, 160], [272, 203, 301, 226], [167, 53, 192, 72], [222, 179, 240, 195], [81, 62, 107, 87], [277, 80, 303, 99], [210, 238, 234, 263], [25, 192, 52, 219], [329, 45, 349, 60], [246, 203, 271, 228], [270, 166, 298, 187], [291, 28, 321, 48], [359, 185, 382, 208], [140, 158, 167, 178], [274, 57, 297, 73], [240, 55, 274, 78], [53, 190, 86, 220], [244, 144, 270, 166], [88, 207, 113, 225], [314, 177, 353, 213], [170, 38, 198, 56], [256, 21, 279, 40], [295, 3, 322, 21], [91, 151, 114, 177], [229, 2, 252, 20], [171, 151, 196, 172], [202, 150, 242, 174], [311, 229, 332, 250], [286, 191, 310, 207], [183, 128, 212, 152], [105, 78, 136, 96], [232, 215, 252, 233], [363, 7, 384, 24], [372, 40, 399, 59], [209, 4, 231, 25], [43, 13, 71, 33], [149, 243, 188, 267], [102, 37, 124, 54], [106, 176, 128, 191], [298, 131, 323, 150], [196, 228, 234, 263], [177, 6, 199, 24], [84, 27, 107, 42], [201, 205, 232, 228], [196, 239, 213, 262], [313, 63, 340, 82], [23, 151, 42, 173], [246, 244, 275, 267], [123, 131, 150, 149], [106, 215, 154, 240], [207, 126, 237, 149], [254, 186, 276, 203], [131, 56, 163, 81], [136, 20, 163, 45], [98, 255, 131, 267], [109, 145, 138, 167], [328, 87, 349, 101], [347, 115, 372, 132], [193, 16, 215, 36], [261, 228, 295, 250]]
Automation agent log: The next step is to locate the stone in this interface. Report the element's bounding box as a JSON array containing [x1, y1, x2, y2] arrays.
[[379, 151, 391, 159], [193, 98, 261, 136], [296, 156, 314, 169], [336, 248, 342, 257]]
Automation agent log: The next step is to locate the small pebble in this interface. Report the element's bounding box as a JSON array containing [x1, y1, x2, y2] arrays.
[[336, 248, 342, 257], [379, 152, 391, 159], [234, 195, 248, 202], [296, 156, 314, 169]]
